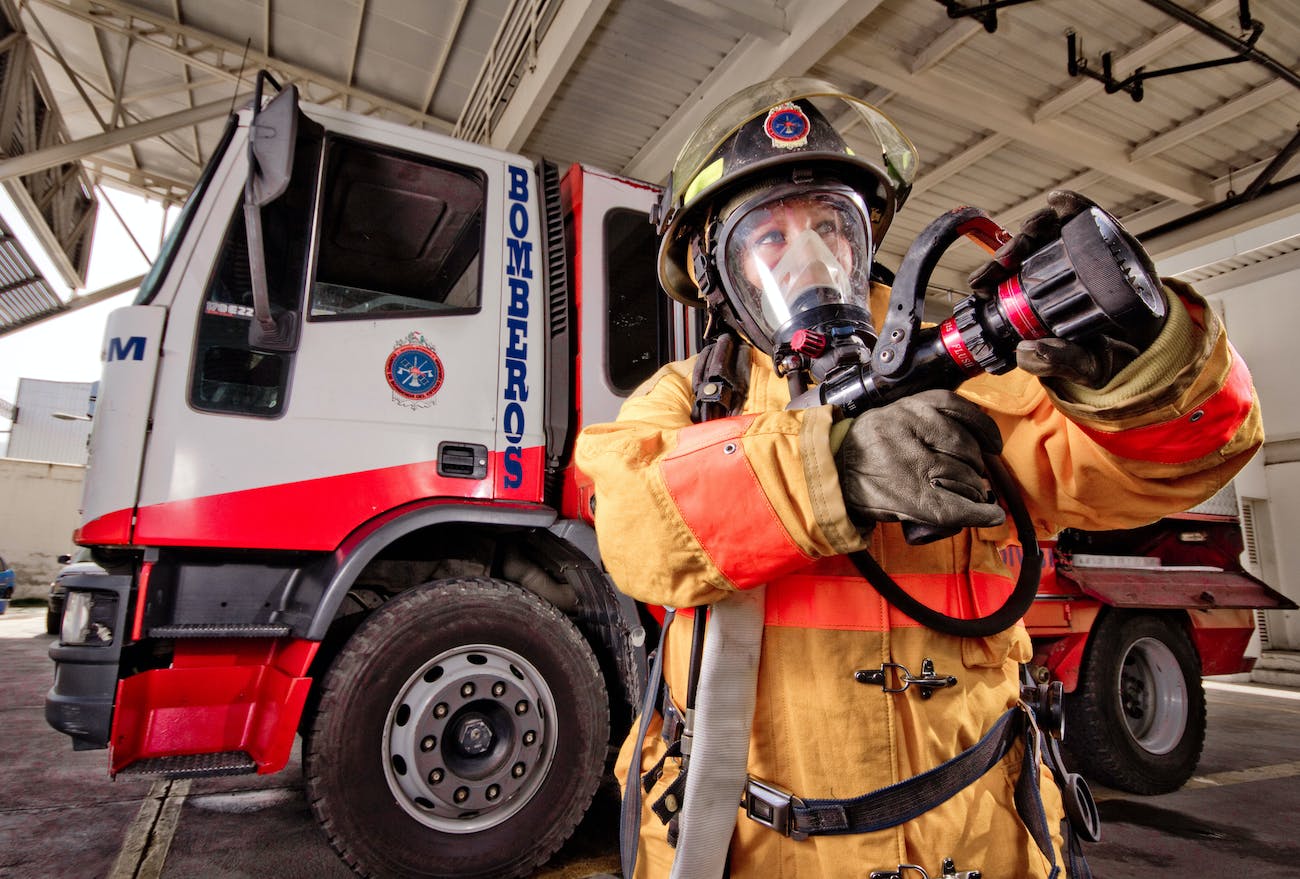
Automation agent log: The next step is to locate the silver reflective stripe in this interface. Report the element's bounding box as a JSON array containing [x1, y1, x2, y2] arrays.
[[670, 585, 766, 879]]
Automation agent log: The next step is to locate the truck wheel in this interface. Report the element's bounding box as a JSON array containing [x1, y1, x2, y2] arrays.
[[1063, 613, 1206, 795], [305, 577, 609, 879]]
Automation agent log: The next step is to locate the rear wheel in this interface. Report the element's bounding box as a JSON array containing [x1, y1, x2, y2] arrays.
[[1063, 613, 1206, 794], [305, 577, 609, 878]]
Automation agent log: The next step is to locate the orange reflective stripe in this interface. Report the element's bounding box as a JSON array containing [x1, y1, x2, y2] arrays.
[[661, 416, 813, 589], [766, 557, 1016, 630], [1075, 348, 1254, 465]]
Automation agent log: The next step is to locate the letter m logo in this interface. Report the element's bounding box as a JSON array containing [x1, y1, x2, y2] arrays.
[[107, 336, 147, 362]]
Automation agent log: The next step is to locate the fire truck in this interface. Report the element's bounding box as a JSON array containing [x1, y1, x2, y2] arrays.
[[46, 81, 1290, 878]]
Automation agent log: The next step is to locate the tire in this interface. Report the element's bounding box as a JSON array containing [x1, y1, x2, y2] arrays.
[[305, 577, 609, 879], [1063, 612, 1206, 795], [46, 607, 60, 635]]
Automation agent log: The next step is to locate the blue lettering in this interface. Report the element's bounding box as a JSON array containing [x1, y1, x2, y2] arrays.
[[506, 318, 528, 359], [504, 401, 526, 443], [504, 359, 528, 402], [508, 278, 529, 318], [508, 165, 530, 202], [503, 447, 524, 490], [507, 239, 533, 279], [107, 336, 146, 362], [509, 202, 529, 238], [502, 166, 534, 492]]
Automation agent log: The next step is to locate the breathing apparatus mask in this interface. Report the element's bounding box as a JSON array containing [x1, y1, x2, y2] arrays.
[[656, 77, 918, 393], [714, 181, 877, 384]]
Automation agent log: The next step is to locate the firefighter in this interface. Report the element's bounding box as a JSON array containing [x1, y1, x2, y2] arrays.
[[575, 77, 1262, 879]]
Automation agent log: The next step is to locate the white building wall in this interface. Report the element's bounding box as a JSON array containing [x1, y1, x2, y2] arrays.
[[1185, 254, 1300, 650], [0, 457, 84, 599], [7, 378, 94, 465]]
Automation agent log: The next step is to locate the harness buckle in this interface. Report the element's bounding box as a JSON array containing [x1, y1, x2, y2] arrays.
[[741, 777, 807, 841], [1020, 679, 1065, 739]]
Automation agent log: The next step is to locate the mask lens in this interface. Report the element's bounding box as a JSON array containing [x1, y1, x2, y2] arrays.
[[721, 189, 872, 346]]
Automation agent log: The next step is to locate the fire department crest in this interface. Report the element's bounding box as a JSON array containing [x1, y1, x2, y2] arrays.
[[386, 331, 444, 409], [764, 102, 810, 149]]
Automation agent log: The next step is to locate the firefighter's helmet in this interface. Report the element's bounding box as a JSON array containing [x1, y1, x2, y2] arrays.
[[655, 77, 918, 312]]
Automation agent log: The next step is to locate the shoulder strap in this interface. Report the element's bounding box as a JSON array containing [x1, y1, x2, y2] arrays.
[[692, 330, 751, 423]]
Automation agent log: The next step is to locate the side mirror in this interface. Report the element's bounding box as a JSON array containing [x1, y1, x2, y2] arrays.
[[248, 80, 299, 207], [245, 72, 300, 352]]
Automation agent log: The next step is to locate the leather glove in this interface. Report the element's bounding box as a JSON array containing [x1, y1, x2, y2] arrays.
[[968, 190, 1165, 390], [834, 390, 1005, 530]]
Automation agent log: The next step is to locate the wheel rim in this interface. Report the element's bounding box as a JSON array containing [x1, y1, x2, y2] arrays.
[[1116, 635, 1188, 755], [383, 643, 557, 833]]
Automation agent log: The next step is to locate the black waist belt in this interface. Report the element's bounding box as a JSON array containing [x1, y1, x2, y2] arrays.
[[742, 705, 1024, 840]]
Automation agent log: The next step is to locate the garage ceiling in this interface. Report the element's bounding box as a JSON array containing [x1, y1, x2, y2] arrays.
[[1, 0, 1298, 332]]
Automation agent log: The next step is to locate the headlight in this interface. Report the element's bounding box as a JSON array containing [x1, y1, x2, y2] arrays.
[[60, 591, 116, 645]]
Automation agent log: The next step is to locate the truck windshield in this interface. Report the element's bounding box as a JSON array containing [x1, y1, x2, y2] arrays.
[[134, 115, 238, 305]]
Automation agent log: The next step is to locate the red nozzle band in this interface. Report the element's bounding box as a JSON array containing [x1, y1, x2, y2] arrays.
[[998, 275, 1050, 341]]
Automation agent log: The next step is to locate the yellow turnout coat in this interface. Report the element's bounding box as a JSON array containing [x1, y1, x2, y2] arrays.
[[575, 279, 1261, 878]]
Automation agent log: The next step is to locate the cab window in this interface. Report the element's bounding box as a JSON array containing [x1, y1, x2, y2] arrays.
[[189, 123, 320, 417], [605, 208, 669, 393], [309, 138, 486, 319]]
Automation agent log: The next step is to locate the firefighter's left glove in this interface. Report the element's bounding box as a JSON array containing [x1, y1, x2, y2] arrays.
[[968, 190, 1167, 390], [834, 390, 1005, 531]]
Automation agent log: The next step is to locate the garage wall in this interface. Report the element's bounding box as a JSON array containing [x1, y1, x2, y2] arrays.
[[1203, 262, 1300, 649], [0, 457, 84, 600]]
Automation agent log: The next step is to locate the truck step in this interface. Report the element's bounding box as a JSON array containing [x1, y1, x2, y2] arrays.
[[148, 623, 292, 638], [118, 751, 257, 778]]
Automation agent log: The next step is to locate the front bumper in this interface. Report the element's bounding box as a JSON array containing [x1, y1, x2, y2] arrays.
[[45, 573, 131, 750]]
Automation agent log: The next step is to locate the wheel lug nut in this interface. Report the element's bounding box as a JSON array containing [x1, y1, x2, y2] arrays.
[[486, 784, 500, 801], [461, 683, 475, 698], [434, 702, 448, 718], [512, 762, 526, 778], [429, 768, 444, 784], [492, 681, 506, 697], [515, 700, 529, 715], [420, 736, 437, 752], [523, 730, 536, 746], [454, 787, 469, 804]]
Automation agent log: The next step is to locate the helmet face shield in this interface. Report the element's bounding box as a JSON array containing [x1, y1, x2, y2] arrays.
[[718, 185, 873, 352]]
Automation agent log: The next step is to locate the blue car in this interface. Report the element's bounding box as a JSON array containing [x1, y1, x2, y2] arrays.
[[0, 553, 15, 614]]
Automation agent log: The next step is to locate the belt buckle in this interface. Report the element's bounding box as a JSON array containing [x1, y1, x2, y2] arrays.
[[743, 777, 806, 840]]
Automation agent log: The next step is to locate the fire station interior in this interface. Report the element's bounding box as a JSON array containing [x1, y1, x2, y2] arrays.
[[0, 1, 1298, 878]]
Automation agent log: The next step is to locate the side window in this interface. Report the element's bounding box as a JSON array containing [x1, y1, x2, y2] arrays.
[[605, 208, 670, 393], [309, 138, 486, 318], [190, 125, 320, 417]]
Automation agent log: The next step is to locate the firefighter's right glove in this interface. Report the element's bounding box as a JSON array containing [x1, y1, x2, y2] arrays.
[[967, 190, 1166, 390], [833, 390, 1006, 531]]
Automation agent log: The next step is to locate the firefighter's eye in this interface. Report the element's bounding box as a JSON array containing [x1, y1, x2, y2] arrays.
[[753, 228, 786, 248]]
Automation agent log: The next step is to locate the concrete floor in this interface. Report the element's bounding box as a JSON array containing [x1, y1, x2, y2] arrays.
[[4, 603, 1299, 878]]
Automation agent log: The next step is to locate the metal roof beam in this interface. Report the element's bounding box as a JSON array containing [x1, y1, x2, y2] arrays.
[[343, 0, 367, 111], [29, 0, 456, 132], [832, 53, 1214, 204], [1131, 79, 1293, 162], [421, 0, 467, 114], [910, 18, 981, 74], [1032, 0, 1237, 122], [662, 0, 789, 44], [485, 0, 612, 152], [623, 0, 888, 183], [0, 95, 245, 182]]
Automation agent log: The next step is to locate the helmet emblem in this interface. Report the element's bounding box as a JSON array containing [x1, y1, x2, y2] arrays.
[[764, 103, 810, 149]]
